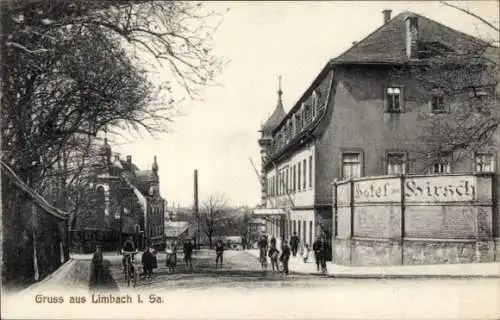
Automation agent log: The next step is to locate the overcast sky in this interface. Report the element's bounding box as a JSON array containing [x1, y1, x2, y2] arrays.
[[112, 1, 499, 208]]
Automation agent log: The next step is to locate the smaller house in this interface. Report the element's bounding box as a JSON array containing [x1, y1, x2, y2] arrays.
[[164, 221, 193, 244]]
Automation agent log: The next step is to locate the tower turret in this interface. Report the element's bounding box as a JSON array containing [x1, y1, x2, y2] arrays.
[[258, 76, 286, 206]]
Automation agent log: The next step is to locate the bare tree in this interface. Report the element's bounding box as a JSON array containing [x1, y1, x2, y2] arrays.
[[196, 192, 231, 248], [389, 5, 499, 170], [1, 1, 225, 189]]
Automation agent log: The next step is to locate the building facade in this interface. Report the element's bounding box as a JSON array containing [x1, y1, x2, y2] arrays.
[[70, 140, 165, 252], [255, 10, 499, 261]]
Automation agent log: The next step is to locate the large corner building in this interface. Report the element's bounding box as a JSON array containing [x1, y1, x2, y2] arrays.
[[254, 10, 499, 259]]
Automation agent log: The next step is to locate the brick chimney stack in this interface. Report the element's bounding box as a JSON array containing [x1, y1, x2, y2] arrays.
[[405, 15, 419, 59], [382, 9, 392, 24]]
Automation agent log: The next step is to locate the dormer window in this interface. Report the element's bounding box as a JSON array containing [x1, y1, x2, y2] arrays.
[[312, 91, 319, 117], [295, 113, 302, 133], [386, 87, 403, 113], [303, 104, 312, 125]]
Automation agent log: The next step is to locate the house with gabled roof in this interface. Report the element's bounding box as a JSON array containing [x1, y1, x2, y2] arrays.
[[254, 9, 499, 261]]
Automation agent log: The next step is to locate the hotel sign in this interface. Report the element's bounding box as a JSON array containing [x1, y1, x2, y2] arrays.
[[354, 178, 401, 203], [350, 175, 477, 203], [404, 176, 476, 202]]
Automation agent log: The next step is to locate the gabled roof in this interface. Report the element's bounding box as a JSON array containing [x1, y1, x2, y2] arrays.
[[331, 11, 490, 65]]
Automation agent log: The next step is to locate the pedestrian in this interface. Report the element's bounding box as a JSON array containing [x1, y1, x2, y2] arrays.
[[183, 238, 194, 269], [312, 237, 321, 271], [258, 234, 268, 271], [280, 241, 291, 275], [141, 246, 155, 279], [290, 232, 300, 257], [268, 241, 280, 272], [91, 245, 103, 285], [270, 236, 276, 247], [215, 240, 224, 269], [165, 244, 177, 272], [215, 239, 224, 269], [319, 238, 328, 274], [302, 243, 310, 263]]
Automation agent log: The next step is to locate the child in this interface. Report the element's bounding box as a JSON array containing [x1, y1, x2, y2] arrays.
[[141, 247, 154, 279], [302, 243, 310, 263], [165, 244, 177, 272]]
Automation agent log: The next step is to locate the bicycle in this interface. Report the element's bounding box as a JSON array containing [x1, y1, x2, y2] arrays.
[[122, 250, 138, 287]]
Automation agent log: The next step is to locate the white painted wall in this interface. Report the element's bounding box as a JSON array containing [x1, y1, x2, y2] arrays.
[[266, 144, 316, 208]]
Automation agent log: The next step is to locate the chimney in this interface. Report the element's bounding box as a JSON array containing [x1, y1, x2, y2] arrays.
[[126, 155, 132, 164], [405, 15, 419, 59], [382, 9, 392, 24], [352, 41, 358, 46]]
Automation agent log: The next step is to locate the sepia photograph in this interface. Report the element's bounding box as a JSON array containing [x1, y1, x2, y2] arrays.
[[1, 1, 499, 319]]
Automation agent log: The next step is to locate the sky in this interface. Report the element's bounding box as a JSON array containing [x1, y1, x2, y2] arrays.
[[112, 1, 499, 208]]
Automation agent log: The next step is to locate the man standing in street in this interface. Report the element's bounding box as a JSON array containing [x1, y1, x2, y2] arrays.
[[280, 240, 291, 275], [215, 239, 224, 269], [319, 237, 329, 274], [183, 238, 194, 269], [312, 237, 321, 272], [290, 232, 300, 257], [91, 245, 103, 286]]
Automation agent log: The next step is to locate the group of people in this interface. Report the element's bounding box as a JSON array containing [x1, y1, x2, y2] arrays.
[[257, 232, 330, 275], [258, 235, 292, 274]]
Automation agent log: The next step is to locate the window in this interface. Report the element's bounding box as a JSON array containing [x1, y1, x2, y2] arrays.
[[293, 165, 296, 192], [297, 163, 301, 191], [430, 154, 451, 174], [285, 168, 289, 194], [293, 220, 296, 233], [295, 113, 302, 133], [470, 86, 494, 114], [312, 91, 318, 117], [309, 221, 313, 246], [309, 155, 313, 188], [298, 220, 301, 239], [386, 152, 407, 175], [304, 104, 312, 124], [386, 87, 403, 112], [342, 152, 362, 179], [303, 159, 307, 189], [475, 152, 494, 173], [431, 91, 446, 113], [303, 221, 307, 243]]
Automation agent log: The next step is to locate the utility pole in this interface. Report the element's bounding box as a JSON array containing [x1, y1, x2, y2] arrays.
[[194, 169, 199, 247]]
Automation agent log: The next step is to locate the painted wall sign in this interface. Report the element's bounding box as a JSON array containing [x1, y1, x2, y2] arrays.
[[404, 176, 476, 202], [344, 175, 477, 203], [354, 178, 401, 202]]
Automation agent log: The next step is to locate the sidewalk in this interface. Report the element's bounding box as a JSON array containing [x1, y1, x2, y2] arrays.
[[245, 249, 500, 278]]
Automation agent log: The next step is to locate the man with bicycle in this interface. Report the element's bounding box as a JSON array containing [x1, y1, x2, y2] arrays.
[[122, 236, 137, 276]]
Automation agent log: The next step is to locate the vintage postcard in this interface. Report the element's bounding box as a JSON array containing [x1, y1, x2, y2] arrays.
[[1, 1, 499, 319]]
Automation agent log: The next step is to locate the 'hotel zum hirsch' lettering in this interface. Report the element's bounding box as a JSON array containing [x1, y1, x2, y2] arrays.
[[353, 176, 476, 203]]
